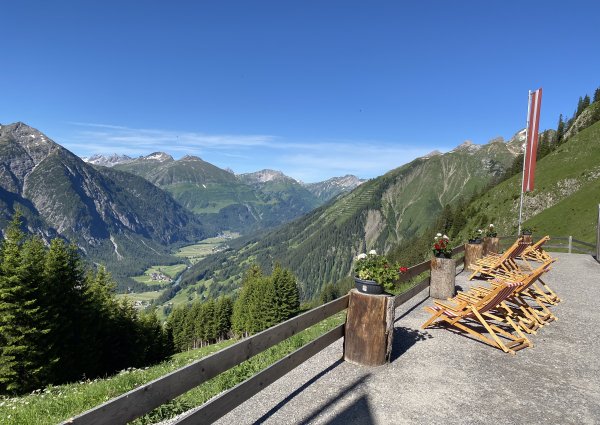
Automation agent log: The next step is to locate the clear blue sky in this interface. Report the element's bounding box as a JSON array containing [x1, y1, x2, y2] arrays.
[[2, 1, 599, 182]]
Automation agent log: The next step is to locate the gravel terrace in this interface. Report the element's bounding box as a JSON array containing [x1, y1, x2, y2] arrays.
[[186, 253, 600, 425]]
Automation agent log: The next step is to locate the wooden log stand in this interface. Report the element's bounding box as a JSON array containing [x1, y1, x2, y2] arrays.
[[521, 234, 533, 245], [483, 237, 500, 256], [430, 257, 456, 299], [464, 243, 484, 272], [344, 289, 394, 366]]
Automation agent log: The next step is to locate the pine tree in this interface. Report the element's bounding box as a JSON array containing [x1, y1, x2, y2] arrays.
[[594, 87, 600, 103], [556, 114, 565, 145], [582, 95, 591, 111], [214, 296, 233, 341], [280, 269, 300, 320], [0, 214, 49, 393]]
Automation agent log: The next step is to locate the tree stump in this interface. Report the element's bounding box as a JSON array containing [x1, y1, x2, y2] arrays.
[[483, 237, 500, 256], [344, 289, 394, 366], [430, 257, 456, 299], [521, 234, 533, 245], [464, 243, 484, 272]]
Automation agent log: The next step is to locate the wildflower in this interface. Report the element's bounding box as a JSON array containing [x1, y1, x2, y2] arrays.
[[357, 253, 367, 260], [436, 233, 442, 237], [368, 249, 377, 255]]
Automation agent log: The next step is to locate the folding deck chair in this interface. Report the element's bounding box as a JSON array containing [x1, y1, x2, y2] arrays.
[[466, 260, 557, 334], [520, 235, 554, 264], [421, 280, 531, 354], [468, 238, 531, 280]]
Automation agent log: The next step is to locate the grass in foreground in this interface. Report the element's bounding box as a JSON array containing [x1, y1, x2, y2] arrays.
[[0, 313, 345, 425]]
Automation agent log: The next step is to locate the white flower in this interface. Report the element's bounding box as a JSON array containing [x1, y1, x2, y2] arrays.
[[489, 224, 494, 228], [368, 249, 377, 255], [436, 233, 442, 237], [443, 235, 449, 240], [478, 229, 483, 234], [357, 253, 367, 260]]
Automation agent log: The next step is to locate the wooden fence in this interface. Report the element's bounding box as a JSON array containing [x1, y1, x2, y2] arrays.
[[70, 237, 600, 425]]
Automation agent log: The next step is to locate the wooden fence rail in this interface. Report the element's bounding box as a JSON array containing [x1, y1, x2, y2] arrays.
[[66, 295, 349, 425]]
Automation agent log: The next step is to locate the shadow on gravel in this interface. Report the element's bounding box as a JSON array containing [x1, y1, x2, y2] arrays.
[[322, 395, 375, 425], [253, 358, 351, 424], [390, 326, 433, 362]]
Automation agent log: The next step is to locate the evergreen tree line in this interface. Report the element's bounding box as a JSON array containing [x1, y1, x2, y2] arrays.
[[167, 296, 233, 351], [0, 213, 171, 395], [166, 264, 300, 352]]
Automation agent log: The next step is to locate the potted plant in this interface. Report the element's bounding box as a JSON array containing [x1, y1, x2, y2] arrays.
[[432, 233, 452, 258], [521, 227, 534, 236], [485, 224, 497, 238], [354, 250, 402, 294], [468, 229, 483, 244]]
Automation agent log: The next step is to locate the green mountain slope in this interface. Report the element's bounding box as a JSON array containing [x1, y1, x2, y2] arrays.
[[0, 123, 207, 289], [457, 116, 600, 242], [114, 160, 324, 233], [178, 138, 519, 300]]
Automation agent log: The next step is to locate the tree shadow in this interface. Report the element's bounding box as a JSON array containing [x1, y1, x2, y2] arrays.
[[390, 326, 433, 362]]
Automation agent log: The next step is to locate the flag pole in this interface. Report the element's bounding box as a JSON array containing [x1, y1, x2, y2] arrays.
[[517, 90, 532, 235]]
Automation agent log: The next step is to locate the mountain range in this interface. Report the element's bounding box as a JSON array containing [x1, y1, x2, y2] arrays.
[[178, 132, 524, 299], [0, 122, 207, 290], [0, 122, 363, 290]]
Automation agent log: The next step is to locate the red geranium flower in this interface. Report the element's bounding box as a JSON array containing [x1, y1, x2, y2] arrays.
[[399, 266, 408, 273]]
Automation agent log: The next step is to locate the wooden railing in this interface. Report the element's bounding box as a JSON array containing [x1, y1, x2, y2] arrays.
[[61, 243, 472, 425]]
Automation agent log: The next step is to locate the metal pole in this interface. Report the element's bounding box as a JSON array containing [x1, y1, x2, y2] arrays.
[[518, 90, 532, 235]]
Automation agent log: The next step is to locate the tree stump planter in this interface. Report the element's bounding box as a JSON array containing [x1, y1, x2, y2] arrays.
[[521, 234, 533, 245], [344, 289, 394, 366], [464, 242, 484, 272], [430, 257, 456, 299], [483, 237, 499, 256]]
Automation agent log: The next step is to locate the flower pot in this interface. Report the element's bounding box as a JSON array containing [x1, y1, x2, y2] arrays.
[[468, 238, 482, 244], [354, 277, 384, 294], [434, 252, 451, 259]]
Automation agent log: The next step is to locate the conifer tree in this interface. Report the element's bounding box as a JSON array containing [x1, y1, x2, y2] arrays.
[[556, 114, 565, 145], [594, 87, 600, 103], [214, 296, 233, 341], [0, 214, 48, 393]]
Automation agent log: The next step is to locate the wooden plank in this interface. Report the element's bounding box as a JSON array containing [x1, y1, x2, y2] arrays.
[[570, 246, 594, 255], [394, 277, 430, 308], [572, 239, 597, 249], [65, 295, 349, 425], [173, 325, 345, 425], [397, 259, 430, 282]]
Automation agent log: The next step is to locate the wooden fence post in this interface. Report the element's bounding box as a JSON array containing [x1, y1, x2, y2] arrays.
[[568, 236, 573, 254]]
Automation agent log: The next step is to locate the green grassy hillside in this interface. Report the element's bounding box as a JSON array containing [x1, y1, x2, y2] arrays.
[[457, 118, 600, 242]]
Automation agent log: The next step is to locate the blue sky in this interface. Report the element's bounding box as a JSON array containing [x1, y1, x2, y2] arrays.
[[2, 1, 599, 182]]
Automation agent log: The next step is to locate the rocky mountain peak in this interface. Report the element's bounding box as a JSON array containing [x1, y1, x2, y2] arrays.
[[0, 121, 61, 166], [180, 155, 202, 161], [84, 153, 134, 167], [421, 150, 442, 159], [141, 152, 174, 162], [452, 140, 482, 153], [242, 169, 293, 183]]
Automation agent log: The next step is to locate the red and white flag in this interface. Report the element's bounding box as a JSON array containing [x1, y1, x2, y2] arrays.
[[523, 88, 543, 192]]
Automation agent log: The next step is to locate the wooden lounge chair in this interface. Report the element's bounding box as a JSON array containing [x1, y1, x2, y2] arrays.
[[468, 239, 531, 280], [521, 235, 554, 264], [468, 260, 557, 334], [421, 280, 531, 354]]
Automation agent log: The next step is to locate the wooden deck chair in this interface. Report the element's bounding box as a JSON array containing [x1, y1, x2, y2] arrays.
[[521, 235, 554, 264], [468, 260, 557, 334], [421, 280, 531, 354], [482, 256, 561, 306], [468, 239, 531, 280]]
